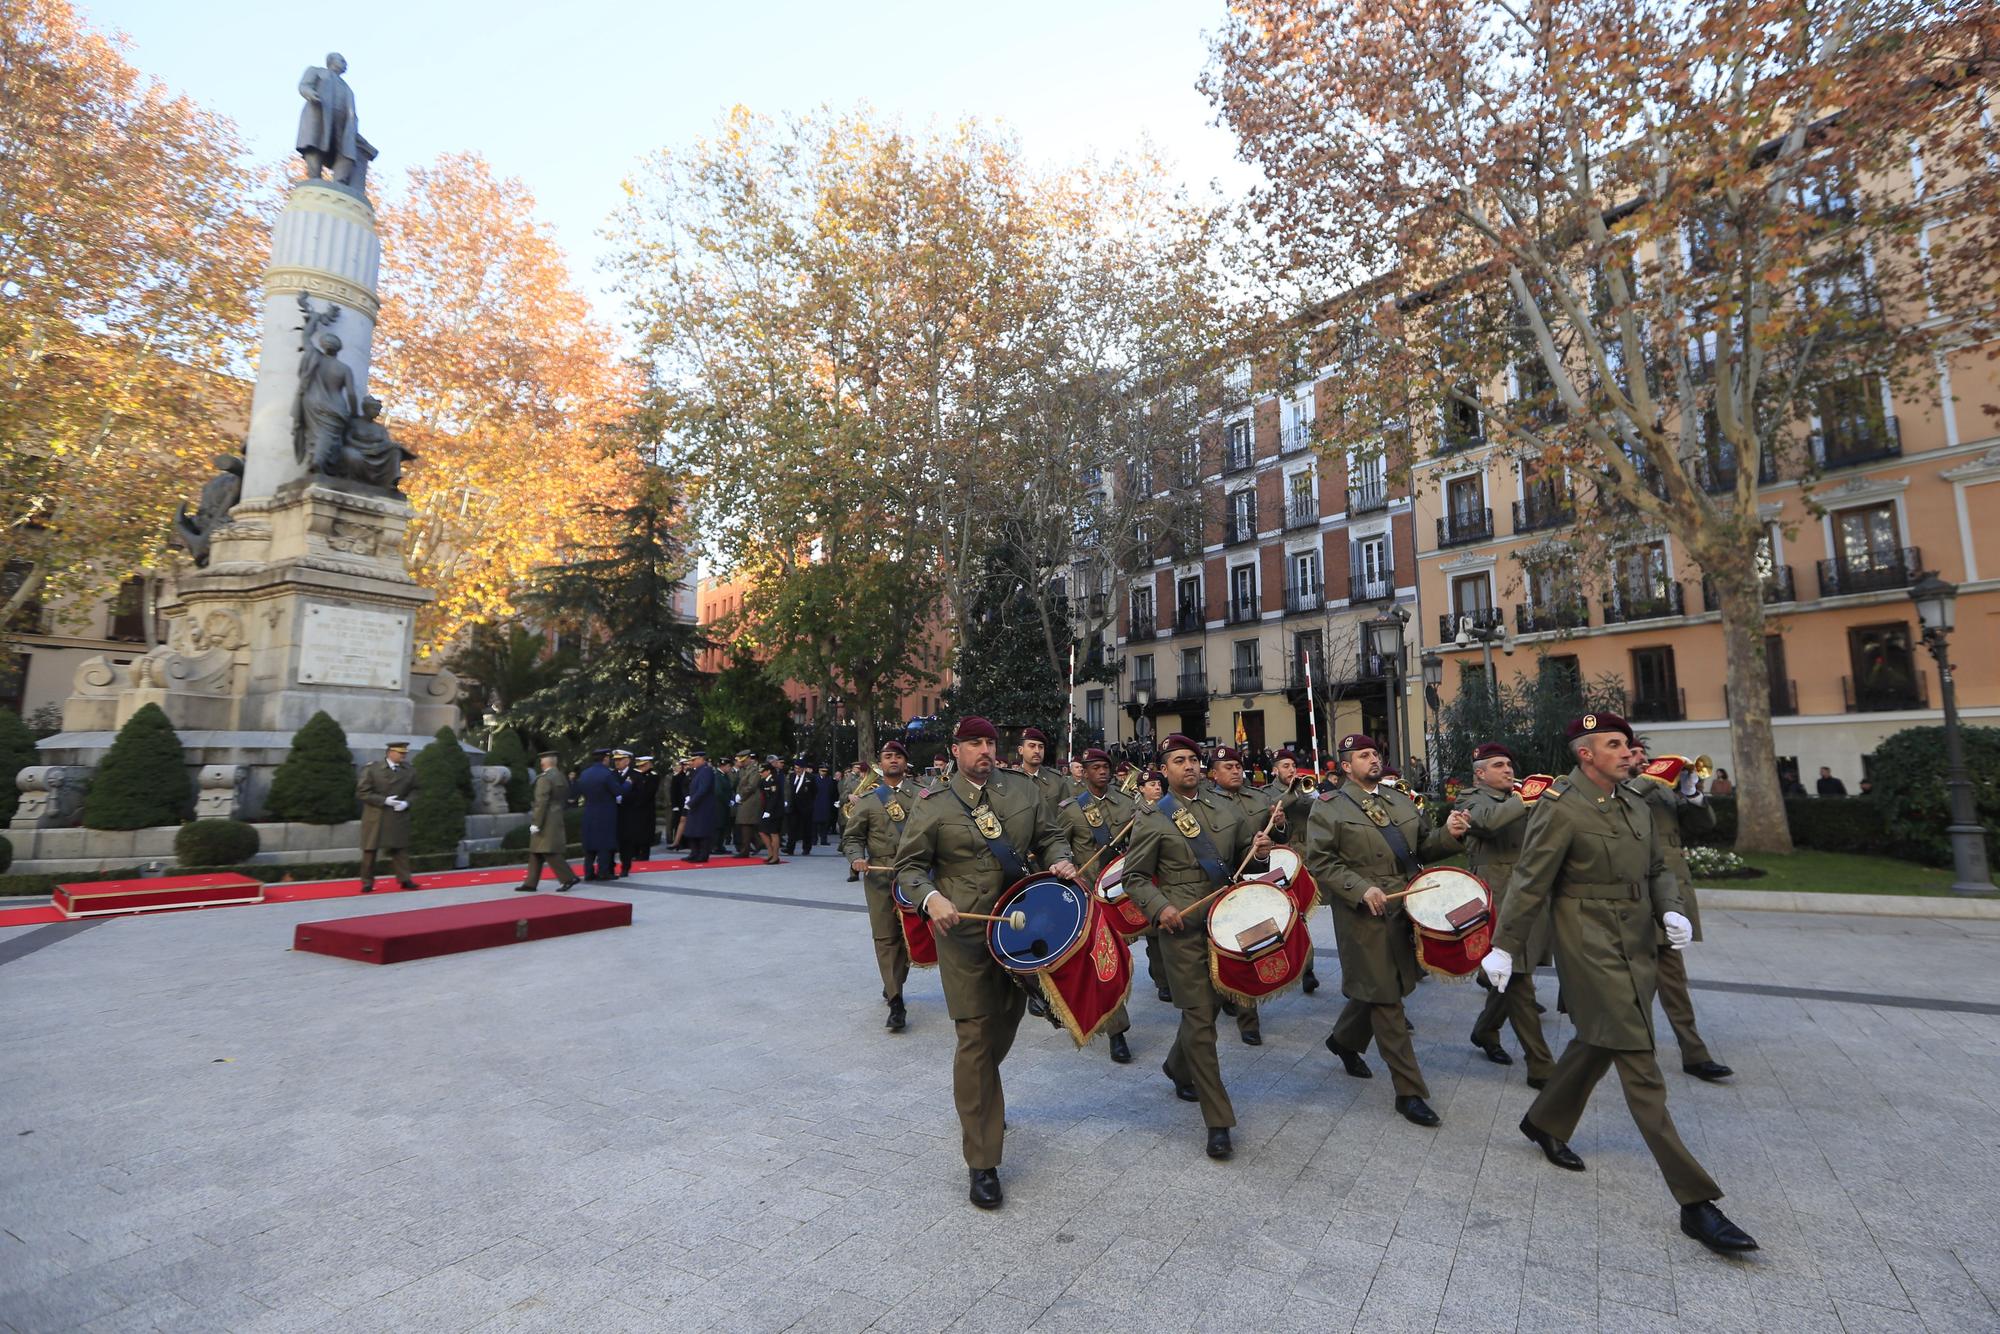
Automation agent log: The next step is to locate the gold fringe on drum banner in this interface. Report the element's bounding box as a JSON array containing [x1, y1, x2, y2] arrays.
[[1037, 914, 1136, 1049], [1206, 923, 1315, 1008], [1412, 922, 1491, 982]]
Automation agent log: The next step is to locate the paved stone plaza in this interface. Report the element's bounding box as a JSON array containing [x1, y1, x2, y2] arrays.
[[2, 857, 1997, 1333]]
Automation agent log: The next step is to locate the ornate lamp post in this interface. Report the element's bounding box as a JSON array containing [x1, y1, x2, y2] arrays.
[[1367, 607, 1410, 772], [1421, 649, 1444, 790], [1910, 574, 1995, 896]]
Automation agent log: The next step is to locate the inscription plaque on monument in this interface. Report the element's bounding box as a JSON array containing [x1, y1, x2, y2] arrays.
[[298, 603, 409, 690]]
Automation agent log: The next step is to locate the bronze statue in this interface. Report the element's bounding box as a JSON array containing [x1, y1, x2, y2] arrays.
[[339, 396, 415, 491], [297, 54, 360, 185], [172, 455, 244, 567], [294, 299, 358, 473]]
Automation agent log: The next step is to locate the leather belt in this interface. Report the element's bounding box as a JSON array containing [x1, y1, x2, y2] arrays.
[[1559, 880, 1641, 900]]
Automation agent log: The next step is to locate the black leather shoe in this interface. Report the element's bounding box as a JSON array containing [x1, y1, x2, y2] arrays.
[[1206, 1127, 1232, 1160], [1108, 1033, 1132, 1064], [1325, 1035, 1372, 1079], [846, 870, 860, 882], [1683, 1059, 1734, 1082], [1027, 993, 1051, 1020], [557, 882, 574, 892], [1395, 1096, 1441, 1127], [398, 880, 421, 891], [1162, 1060, 1198, 1102], [1475, 1039, 1513, 1066], [1302, 970, 1320, 994], [1526, 1076, 1548, 1090], [1156, 986, 1173, 1004], [886, 998, 907, 1032], [1681, 1201, 1757, 1252], [1519, 1116, 1585, 1170], [1240, 1029, 1262, 1047], [968, 1168, 1002, 1210], [513, 884, 535, 893], [359, 885, 374, 893]]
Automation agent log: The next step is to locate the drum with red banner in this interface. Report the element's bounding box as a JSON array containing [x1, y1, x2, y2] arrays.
[[1254, 845, 1319, 918], [892, 880, 938, 968], [988, 874, 1133, 1048], [1205, 880, 1313, 1004], [1399, 867, 1493, 979], [1090, 853, 1152, 940]]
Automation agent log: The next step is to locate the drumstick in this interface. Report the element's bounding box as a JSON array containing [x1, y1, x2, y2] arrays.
[[1169, 802, 1284, 921], [1070, 818, 1138, 883], [959, 909, 1029, 928]]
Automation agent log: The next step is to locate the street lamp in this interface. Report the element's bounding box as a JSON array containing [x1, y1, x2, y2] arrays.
[[1910, 573, 1994, 896], [1367, 607, 1410, 772], [1420, 650, 1444, 788], [1133, 685, 1152, 748]]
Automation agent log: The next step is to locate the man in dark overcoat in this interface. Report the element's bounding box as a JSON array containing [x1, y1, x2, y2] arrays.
[[575, 748, 622, 880], [356, 740, 420, 893]]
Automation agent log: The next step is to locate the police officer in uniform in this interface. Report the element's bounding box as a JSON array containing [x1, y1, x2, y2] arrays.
[[1626, 739, 1732, 1082], [1053, 746, 1138, 1064], [1124, 733, 1274, 1161], [1201, 746, 1279, 1045], [1458, 742, 1555, 1084], [1308, 733, 1469, 1126], [842, 739, 924, 1032], [1482, 713, 1756, 1253], [894, 717, 1078, 1210]]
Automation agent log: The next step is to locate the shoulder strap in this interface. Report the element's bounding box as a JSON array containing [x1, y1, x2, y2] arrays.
[[1073, 789, 1112, 848], [873, 782, 910, 834], [1339, 787, 1421, 878], [1155, 793, 1230, 888]]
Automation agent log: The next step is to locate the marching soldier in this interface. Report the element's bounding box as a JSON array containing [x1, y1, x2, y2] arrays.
[[843, 740, 924, 1032], [1482, 713, 1756, 1253], [355, 740, 420, 893], [1015, 726, 1073, 813], [1626, 739, 1732, 1082], [1124, 733, 1274, 1161], [1307, 733, 1469, 1127], [1053, 746, 1138, 1064], [1201, 746, 1278, 1044], [1254, 748, 1321, 995], [1457, 743, 1555, 1084], [515, 750, 580, 891], [894, 717, 1078, 1210]]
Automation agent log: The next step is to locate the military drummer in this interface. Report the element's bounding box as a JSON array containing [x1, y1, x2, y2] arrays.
[[1482, 713, 1756, 1253], [842, 739, 925, 1033], [1053, 746, 1138, 1065], [894, 716, 1077, 1210], [1457, 742, 1555, 1084]]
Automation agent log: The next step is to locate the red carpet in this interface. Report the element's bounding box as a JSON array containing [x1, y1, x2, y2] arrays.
[[0, 854, 779, 928], [293, 895, 632, 964]]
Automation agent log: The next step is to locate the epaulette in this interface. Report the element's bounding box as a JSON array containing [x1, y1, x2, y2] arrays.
[[1058, 796, 1077, 809], [922, 788, 942, 799], [1540, 778, 1568, 802]]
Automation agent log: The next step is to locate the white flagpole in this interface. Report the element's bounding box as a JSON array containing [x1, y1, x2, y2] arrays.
[[1305, 650, 1323, 780], [1066, 640, 1077, 761]]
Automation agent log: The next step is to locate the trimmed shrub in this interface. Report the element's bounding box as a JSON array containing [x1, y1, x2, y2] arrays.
[[175, 819, 261, 867], [0, 707, 36, 825], [266, 711, 361, 823], [0, 833, 11, 874], [83, 704, 189, 830], [409, 727, 472, 854], [1869, 724, 2000, 868], [487, 726, 534, 812]]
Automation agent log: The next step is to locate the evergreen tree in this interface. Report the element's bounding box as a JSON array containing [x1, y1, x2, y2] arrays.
[[700, 652, 794, 760], [83, 703, 189, 830], [513, 469, 709, 753], [1434, 656, 1628, 787], [409, 726, 473, 855], [0, 706, 37, 824], [943, 557, 1075, 739], [486, 725, 534, 812], [265, 711, 360, 823]]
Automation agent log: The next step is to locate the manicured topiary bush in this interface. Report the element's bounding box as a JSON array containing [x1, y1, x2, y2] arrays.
[[175, 819, 261, 867], [0, 707, 36, 825], [265, 711, 360, 823], [82, 704, 189, 830], [1869, 724, 2000, 868], [486, 726, 534, 812], [409, 727, 472, 854], [0, 833, 12, 874]]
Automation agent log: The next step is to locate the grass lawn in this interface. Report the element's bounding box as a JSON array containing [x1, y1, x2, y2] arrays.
[[1696, 849, 1971, 897]]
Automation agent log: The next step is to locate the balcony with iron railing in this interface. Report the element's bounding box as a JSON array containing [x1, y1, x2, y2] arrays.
[[1439, 608, 1505, 642], [1700, 566, 1796, 611], [1130, 674, 1157, 702], [1175, 672, 1210, 701], [1348, 478, 1389, 514], [1694, 450, 1778, 494], [1284, 494, 1319, 530], [1224, 438, 1256, 475], [1602, 583, 1686, 625], [1281, 420, 1313, 454], [1224, 509, 1259, 546], [1812, 412, 1902, 471], [1630, 687, 1687, 723], [1286, 653, 1327, 693], [1723, 679, 1799, 717], [1513, 488, 1573, 533], [1284, 578, 1323, 615], [1844, 669, 1929, 713], [1437, 507, 1493, 548], [1128, 609, 1157, 639], [1230, 665, 1264, 694], [1607, 462, 1672, 511], [1816, 546, 1920, 598], [1223, 594, 1262, 626], [1348, 562, 1396, 603], [1515, 601, 1590, 634], [1173, 601, 1207, 634]]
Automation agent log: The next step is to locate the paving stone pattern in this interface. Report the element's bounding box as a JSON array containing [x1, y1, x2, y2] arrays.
[[2, 857, 1997, 1332]]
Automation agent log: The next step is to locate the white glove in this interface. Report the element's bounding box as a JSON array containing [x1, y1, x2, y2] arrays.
[[528, 824, 539, 835], [1662, 911, 1693, 950], [1481, 947, 1513, 992], [615, 795, 624, 804], [386, 797, 408, 812]]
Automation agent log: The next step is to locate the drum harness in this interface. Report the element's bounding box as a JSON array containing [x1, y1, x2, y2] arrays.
[[1153, 793, 1229, 889], [1336, 787, 1422, 882]]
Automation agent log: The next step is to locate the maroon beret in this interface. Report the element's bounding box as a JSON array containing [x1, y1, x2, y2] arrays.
[[1213, 747, 1243, 764], [1020, 726, 1049, 745], [1273, 748, 1298, 764], [1337, 733, 1381, 755], [1081, 747, 1111, 764], [1565, 711, 1633, 743], [1159, 732, 1202, 757], [879, 739, 908, 758], [954, 716, 999, 742], [1471, 743, 1514, 765]]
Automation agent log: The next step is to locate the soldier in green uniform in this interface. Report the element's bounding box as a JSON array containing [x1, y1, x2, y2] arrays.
[[1053, 746, 1139, 1064], [514, 750, 579, 892], [1457, 742, 1555, 1083], [1201, 746, 1282, 1045], [1123, 733, 1274, 1161], [1306, 733, 1469, 1126], [1626, 740, 1732, 1082], [843, 740, 924, 1032], [838, 763, 866, 882], [1015, 726, 1073, 814], [731, 750, 763, 858], [355, 741, 420, 893], [894, 716, 1078, 1210], [1255, 749, 1321, 995], [1482, 713, 1756, 1253]]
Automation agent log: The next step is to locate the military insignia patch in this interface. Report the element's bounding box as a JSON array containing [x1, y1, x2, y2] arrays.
[[1363, 798, 1390, 828], [973, 807, 1003, 839], [1173, 808, 1203, 839], [1582, 712, 1598, 730], [886, 801, 906, 822], [1084, 806, 1104, 828]]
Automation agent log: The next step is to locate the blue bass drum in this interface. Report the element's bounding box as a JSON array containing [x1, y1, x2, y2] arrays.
[[988, 874, 1090, 974]]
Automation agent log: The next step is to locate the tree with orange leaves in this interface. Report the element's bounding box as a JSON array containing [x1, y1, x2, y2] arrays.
[[1209, 0, 1999, 851]]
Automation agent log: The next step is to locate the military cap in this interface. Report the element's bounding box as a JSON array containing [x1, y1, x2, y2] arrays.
[[687, 748, 706, 758], [954, 716, 999, 742], [1213, 746, 1243, 764], [1273, 748, 1298, 764], [384, 740, 410, 751], [1159, 732, 1202, 758], [611, 748, 634, 759], [1471, 742, 1515, 765], [1565, 711, 1634, 743], [538, 749, 560, 761], [591, 747, 612, 757], [1020, 726, 1049, 744], [1337, 733, 1381, 754], [735, 748, 753, 758], [880, 739, 908, 757], [764, 754, 781, 764], [636, 755, 654, 764], [1081, 746, 1111, 764]]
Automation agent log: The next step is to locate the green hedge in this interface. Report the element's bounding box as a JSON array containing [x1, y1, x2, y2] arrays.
[[0, 847, 561, 897], [175, 820, 260, 868], [265, 711, 360, 824], [0, 833, 11, 875], [410, 728, 472, 854], [0, 708, 37, 825], [1868, 725, 2000, 868], [1690, 794, 1943, 861], [83, 704, 189, 830]]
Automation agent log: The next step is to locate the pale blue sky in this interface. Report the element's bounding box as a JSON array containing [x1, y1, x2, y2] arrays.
[[82, 0, 1258, 325]]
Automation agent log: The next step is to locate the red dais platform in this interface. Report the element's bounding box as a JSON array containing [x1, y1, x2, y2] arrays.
[[293, 895, 632, 964], [55, 874, 264, 919]]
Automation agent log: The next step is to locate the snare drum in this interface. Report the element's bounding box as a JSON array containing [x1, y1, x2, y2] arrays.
[[1253, 846, 1320, 917], [989, 875, 1133, 1048], [1091, 853, 1151, 940], [1399, 866, 1493, 979], [1205, 880, 1313, 1003], [891, 880, 938, 968]]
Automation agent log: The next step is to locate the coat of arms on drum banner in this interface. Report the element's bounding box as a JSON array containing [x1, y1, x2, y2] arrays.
[[1173, 808, 1202, 839], [1084, 806, 1104, 827], [974, 807, 1003, 839], [1092, 918, 1120, 982]]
